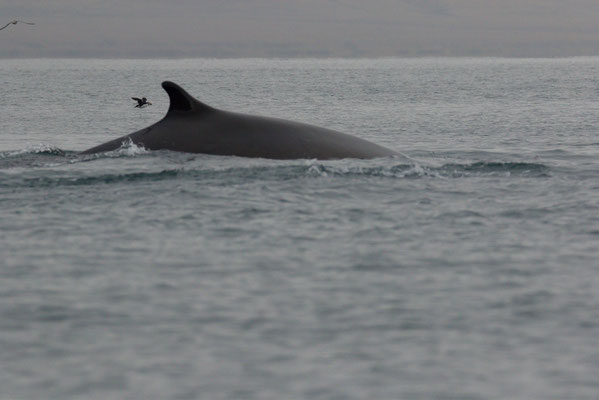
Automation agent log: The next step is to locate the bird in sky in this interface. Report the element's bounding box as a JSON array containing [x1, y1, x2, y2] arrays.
[[0, 20, 36, 31], [132, 97, 152, 108]]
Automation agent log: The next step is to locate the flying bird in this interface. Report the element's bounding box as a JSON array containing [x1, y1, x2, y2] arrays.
[[0, 20, 35, 31], [132, 97, 152, 108]]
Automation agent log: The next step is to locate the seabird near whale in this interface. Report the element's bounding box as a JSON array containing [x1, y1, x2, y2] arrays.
[[132, 97, 152, 108], [0, 20, 35, 31], [82, 81, 398, 160]]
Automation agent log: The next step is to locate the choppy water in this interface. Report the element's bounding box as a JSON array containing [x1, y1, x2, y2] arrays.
[[1, 58, 599, 400]]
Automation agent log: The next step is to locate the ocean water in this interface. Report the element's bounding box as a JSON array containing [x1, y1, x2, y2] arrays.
[[1, 58, 598, 399]]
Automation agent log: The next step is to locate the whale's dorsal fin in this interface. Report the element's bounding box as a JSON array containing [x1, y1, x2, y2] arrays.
[[162, 81, 214, 114]]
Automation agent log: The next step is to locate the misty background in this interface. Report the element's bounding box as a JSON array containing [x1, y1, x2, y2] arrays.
[[1, 0, 599, 58]]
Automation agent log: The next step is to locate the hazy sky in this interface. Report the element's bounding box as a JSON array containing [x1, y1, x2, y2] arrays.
[[1, 0, 598, 57]]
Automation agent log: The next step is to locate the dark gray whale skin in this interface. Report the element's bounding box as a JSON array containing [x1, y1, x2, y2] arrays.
[[81, 81, 398, 160]]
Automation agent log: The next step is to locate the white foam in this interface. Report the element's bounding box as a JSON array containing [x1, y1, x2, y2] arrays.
[[1, 143, 65, 158]]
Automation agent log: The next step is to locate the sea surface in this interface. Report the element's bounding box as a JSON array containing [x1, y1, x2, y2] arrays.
[[1, 58, 598, 400]]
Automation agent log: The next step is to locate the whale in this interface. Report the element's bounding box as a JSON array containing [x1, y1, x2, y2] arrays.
[[81, 81, 398, 160]]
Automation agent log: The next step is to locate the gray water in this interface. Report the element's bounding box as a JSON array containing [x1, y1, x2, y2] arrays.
[[1, 58, 599, 399]]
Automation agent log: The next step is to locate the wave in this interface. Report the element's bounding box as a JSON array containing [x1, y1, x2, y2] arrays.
[[0, 140, 152, 170], [0, 142, 552, 189], [0, 144, 67, 159], [304, 161, 550, 178], [0, 140, 149, 162], [15, 169, 182, 188], [0, 144, 73, 170], [441, 161, 549, 176], [0, 160, 551, 190]]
